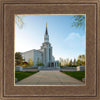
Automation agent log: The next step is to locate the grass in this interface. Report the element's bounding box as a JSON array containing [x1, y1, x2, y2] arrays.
[[61, 71, 85, 81], [15, 71, 38, 81]]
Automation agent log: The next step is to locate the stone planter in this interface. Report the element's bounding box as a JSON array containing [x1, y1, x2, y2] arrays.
[[77, 66, 85, 71], [15, 66, 23, 71], [38, 66, 43, 70]]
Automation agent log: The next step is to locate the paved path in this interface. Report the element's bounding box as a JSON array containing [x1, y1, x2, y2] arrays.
[[16, 71, 84, 85]]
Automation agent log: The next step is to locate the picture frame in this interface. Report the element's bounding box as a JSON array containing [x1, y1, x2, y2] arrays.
[[0, 0, 100, 100]]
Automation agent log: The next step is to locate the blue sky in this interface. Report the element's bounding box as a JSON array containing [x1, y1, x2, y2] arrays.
[[15, 15, 85, 60]]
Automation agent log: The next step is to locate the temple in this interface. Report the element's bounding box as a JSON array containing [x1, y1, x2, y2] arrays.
[[21, 23, 59, 68]]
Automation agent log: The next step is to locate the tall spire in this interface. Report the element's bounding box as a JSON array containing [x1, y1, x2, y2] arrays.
[[44, 22, 49, 43], [45, 22, 48, 35]]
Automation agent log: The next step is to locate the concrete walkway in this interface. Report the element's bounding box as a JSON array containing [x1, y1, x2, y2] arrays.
[[16, 71, 84, 85]]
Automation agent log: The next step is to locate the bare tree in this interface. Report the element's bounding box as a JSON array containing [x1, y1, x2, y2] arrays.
[[15, 15, 25, 29]]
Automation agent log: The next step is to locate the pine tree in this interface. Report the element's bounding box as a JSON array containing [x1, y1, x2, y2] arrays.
[[15, 52, 23, 65]]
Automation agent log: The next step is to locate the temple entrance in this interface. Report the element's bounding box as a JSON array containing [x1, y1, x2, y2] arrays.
[[51, 62, 54, 67]]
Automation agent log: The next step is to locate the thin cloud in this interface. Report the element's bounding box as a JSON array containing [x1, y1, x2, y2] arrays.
[[64, 32, 85, 49], [65, 32, 81, 41]]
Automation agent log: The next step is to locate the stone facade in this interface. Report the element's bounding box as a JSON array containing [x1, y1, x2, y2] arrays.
[[21, 23, 59, 68]]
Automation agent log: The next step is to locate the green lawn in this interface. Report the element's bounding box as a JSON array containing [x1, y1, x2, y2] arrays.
[[15, 71, 38, 81], [61, 71, 85, 81]]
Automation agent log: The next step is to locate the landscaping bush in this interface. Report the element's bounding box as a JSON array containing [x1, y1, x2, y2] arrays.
[[22, 61, 29, 67], [28, 58, 34, 66], [37, 63, 44, 66]]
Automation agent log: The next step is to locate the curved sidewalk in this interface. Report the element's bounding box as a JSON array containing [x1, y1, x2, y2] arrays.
[[16, 71, 84, 85]]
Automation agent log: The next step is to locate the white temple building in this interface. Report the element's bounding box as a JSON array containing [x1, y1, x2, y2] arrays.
[[21, 23, 59, 68]]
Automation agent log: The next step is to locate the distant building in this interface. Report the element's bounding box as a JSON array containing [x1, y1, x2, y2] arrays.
[[21, 23, 59, 68]]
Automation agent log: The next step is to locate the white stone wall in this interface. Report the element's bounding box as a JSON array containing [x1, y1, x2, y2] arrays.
[[22, 49, 43, 67], [21, 50, 34, 62], [52, 56, 55, 62], [33, 50, 43, 66]]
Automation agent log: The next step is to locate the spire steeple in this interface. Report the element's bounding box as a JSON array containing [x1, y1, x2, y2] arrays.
[[45, 22, 48, 35], [44, 22, 49, 43]]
